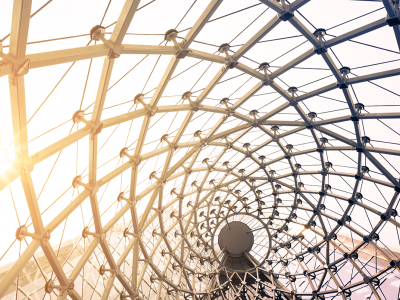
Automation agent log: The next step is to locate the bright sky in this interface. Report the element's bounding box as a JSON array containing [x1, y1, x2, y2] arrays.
[[1, 0, 400, 299]]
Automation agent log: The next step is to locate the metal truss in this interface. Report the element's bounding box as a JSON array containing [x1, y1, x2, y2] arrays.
[[1, 0, 400, 300]]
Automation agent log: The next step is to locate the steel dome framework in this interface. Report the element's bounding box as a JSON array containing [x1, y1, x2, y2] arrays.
[[0, 0, 400, 299]]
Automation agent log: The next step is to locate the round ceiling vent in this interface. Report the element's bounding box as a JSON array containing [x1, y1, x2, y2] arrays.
[[218, 221, 254, 257]]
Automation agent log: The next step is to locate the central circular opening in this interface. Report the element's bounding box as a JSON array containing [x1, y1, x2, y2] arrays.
[[218, 221, 254, 257]]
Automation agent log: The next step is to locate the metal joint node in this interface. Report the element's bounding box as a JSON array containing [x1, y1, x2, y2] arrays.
[[45, 280, 75, 295], [151, 207, 164, 214], [150, 274, 166, 283], [165, 29, 190, 58], [390, 259, 400, 269], [72, 175, 99, 196], [119, 147, 142, 165], [72, 110, 103, 135], [170, 188, 183, 200], [288, 99, 298, 106], [226, 109, 235, 118], [279, 11, 294, 21], [123, 228, 140, 238], [313, 28, 327, 54], [337, 66, 351, 89], [183, 91, 202, 111], [108, 45, 124, 59], [336, 80, 348, 89], [7, 58, 30, 81], [90, 25, 123, 59], [220, 99, 234, 117], [249, 110, 259, 127], [16, 225, 50, 241], [191, 101, 203, 112], [287, 87, 297, 103], [117, 192, 134, 205], [218, 43, 238, 68], [161, 134, 178, 151], [386, 16, 400, 27], [82, 226, 106, 240], [176, 48, 191, 59], [313, 46, 327, 55], [99, 264, 120, 275], [191, 180, 202, 192], [202, 158, 214, 172], [13, 159, 34, 176], [134, 94, 158, 116], [149, 171, 166, 186], [224, 142, 232, 149], [263, 79, 274, 86], [1, 44, 30, 79], [194, 130, 207, 146], [90, 25, 106, 41], [181, 165, 192, 175]]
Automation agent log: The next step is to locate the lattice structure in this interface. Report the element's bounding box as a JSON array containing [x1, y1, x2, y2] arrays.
[[0, 0, 400, 300]]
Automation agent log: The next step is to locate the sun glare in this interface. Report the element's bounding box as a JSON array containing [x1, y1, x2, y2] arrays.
[[0, 149, 9, 172], [1, 0, 400, 299]]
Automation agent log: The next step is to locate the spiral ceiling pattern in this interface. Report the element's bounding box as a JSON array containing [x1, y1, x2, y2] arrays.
[[1, 0, 400, 300]]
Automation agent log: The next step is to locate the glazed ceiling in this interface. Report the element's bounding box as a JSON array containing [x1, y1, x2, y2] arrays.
[[0, 0, 400, 299]]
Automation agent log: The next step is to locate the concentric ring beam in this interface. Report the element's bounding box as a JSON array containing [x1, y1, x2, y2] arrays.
[[2, 0, 400, 298]]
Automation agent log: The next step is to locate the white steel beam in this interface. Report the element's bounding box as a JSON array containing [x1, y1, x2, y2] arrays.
[[2, 1, 400, 298], [235, 62, 265, 80], [382, 0, 396, 16], [1, 44, 177, 77], [381, 0, 400, 51], [187, 49, 226, 63], [325, 18, 387, 48], [288, 16, 319, 47], [233, 15, 281, 60], [347, 67, 400, 84], [258, 0, 285, 14], [110, 0, 142, 45], [0, 42, 274, 78], [297, 67, 400, 102], [270, 48, 315, 79], [182, 0, 224, 48]]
